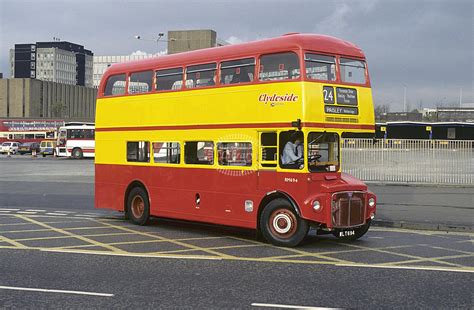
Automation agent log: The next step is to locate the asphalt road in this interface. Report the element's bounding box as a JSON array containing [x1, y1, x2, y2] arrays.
[[0, 155, 473, 308], [0, 155, 472, 230]]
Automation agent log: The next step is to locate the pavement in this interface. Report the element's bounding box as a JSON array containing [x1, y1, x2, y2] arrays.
[[368, 183, 473, 232]]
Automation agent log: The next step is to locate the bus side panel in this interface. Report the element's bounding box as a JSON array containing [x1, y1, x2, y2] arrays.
[[95, 163, 259, 229], [95, 163, 128, 211]]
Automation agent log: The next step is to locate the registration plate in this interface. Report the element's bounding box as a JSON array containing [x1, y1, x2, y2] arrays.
[[339, 230, 355, 237]]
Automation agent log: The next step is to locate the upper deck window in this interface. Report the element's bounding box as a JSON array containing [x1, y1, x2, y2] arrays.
[[104, 74, 126, 96], [220, 58, 255, 85], [305, 53, 336, 81], [259, 52, 300, 81], [339, 58, 366, 84], [156, 68, 183, 91], [186, 63, 217, 88], [128, 71, 153, 94]]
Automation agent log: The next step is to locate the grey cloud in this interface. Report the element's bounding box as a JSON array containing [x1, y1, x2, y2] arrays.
[[1, 0, 472, 109]]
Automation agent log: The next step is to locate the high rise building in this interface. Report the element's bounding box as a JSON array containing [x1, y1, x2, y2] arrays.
[[10, 41, 93, 87]]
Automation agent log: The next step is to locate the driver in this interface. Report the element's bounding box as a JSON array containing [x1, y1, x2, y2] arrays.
[[281, 132, 303, 168]]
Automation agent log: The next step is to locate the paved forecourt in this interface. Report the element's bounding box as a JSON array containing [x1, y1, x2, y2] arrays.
[[0, 210, 472, 273]]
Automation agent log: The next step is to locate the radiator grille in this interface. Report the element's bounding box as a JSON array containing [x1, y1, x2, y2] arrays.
[[331, 191, 366, 228]]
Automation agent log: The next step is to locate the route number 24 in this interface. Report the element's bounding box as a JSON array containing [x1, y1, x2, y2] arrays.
[[323, 86, 335, 104]]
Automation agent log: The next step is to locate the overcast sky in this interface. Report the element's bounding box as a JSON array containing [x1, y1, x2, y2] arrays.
[[0, 0, 472, 110]]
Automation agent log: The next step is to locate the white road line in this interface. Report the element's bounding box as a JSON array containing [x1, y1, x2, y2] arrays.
[[16, 211, 37, 215], [0, 210, 12, 213], [0, 285, 114, 297], [251, 303, 342, 309], [26, 209, 46, 212], [336, 263, 474, 273], [0, 208, 20, 211], [46, 213, 68, 216]]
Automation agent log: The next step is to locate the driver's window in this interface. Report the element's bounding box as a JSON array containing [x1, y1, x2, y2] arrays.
[[279, 130, 304, 170]]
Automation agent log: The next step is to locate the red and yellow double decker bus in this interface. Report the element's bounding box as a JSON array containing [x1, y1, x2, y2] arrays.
[[95, 33, 376, 247]]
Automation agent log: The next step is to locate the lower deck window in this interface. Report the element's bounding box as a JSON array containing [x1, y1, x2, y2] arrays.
[[217, 142, 252, 166], [127, 141, 149, 162], [153, 142, 180, 164], [184, 141, 214, 165]]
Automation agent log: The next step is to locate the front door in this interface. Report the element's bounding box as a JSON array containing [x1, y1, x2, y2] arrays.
[[257, 131, 278, 191]]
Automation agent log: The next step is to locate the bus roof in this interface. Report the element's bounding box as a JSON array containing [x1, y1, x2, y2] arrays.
[[103, 33, 365, 78]]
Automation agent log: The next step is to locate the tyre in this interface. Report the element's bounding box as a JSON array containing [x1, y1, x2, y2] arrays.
[[72, 148, 83, 159], [126, 187, 150, 226], [332, 220, 371, 241], [260, 198, 308, 247]]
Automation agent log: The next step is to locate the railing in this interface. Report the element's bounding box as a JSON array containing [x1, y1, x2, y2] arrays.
[[341, 139, 474, 185]]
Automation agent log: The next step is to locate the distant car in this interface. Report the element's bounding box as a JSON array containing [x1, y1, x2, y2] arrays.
[[1, 141, 20, 154], [18, 142, 41, 155], [40, 140, 57, 157]]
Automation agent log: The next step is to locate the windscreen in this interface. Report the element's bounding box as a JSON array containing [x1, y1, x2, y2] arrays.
[[308, 132, 340, 172]]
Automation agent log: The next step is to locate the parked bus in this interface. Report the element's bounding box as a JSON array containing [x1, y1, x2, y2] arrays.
[[0, 119, 63, 143], [95, 33, 376, 247], [56, 123, 95, 159]]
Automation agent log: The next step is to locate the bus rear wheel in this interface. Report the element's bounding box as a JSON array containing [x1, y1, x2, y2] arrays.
[[72, 148, 83, 159], [260, 198, 308, 247], [126, 187, 150, 226]]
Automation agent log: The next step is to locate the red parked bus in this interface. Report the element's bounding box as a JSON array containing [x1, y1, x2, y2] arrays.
[[95, 33, 376, 247], [0, 119, 63, 143]]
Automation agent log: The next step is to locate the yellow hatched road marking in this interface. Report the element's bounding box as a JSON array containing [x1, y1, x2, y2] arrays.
[[262, 244, 418, 261], [152, 243, 263, 255], [90, 219, 235, 259], [0, 219, 94, 228], [14, 232, 136, 242], [0, 226, 114, 234], [326, 241, 468, 268], [380, 253, 474, 267], [56, 236, 231, 250], [0, 235, 27, 248], [15, 215, 127, 253], [228, 236, 351, 264]]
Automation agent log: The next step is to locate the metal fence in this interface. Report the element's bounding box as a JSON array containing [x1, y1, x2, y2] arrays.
[[341, 139, 474, 185]]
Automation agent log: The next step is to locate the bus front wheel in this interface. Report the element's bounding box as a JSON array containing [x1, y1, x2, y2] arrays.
[[126, 187, 150, 226], [72, 148, 83, 159], [260, 198, 308, 247]]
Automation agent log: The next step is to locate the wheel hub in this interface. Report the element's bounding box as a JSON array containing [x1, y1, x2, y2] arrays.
[[131, 195, 144, 219], [273, 214, 293, 234]]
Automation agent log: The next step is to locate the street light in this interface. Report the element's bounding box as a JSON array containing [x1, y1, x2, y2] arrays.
[[134, 34, 177, 53]]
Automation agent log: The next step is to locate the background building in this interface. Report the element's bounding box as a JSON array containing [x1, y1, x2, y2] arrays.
[[10, 41, 93, 87], [0, 78, 96, 122], [93, 54, 156, 87], [168, 29, 224, 54]]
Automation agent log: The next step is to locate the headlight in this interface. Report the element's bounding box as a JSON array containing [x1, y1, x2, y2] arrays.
[[312, 200, 322, 212], [368, 197, 376, 208]]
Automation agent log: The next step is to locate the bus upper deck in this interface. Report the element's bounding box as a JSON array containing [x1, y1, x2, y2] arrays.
[[97, 33, 374, 136]]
